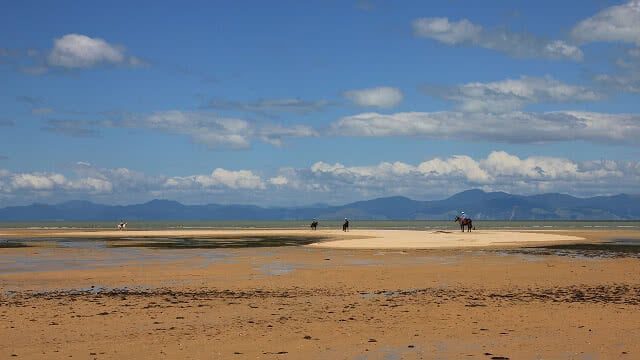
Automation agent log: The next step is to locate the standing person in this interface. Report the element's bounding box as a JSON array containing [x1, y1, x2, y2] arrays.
[[342, 218, 349, 232]]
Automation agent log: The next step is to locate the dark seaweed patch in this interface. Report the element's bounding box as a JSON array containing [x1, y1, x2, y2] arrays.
[[106, 235, 328, 249], [0, 241, 29, 248], [524, 239, 640, 258]]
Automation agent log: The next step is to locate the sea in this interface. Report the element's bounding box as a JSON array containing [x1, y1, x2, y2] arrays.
[[0, 220, 638, 231]]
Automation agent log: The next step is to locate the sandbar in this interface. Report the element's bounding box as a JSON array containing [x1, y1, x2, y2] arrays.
[[0, 228, 587, 249]]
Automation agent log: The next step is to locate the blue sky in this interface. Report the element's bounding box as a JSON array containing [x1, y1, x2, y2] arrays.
[[1, 0, 639, 206]]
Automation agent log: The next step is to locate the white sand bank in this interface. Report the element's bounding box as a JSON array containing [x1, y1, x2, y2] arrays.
[[308, 230, 586, 249]]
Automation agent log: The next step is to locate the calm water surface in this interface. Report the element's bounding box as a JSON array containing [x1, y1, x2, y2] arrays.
[[0, 220, 638, 230]]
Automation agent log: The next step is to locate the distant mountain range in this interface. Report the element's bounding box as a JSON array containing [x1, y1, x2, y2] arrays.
[[0, 190, 639, 221]]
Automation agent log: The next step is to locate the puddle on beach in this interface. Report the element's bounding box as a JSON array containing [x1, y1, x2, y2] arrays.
[[257, 262, 298, 276], [0, 235, 329, 274], [0, 237, 234, 274]]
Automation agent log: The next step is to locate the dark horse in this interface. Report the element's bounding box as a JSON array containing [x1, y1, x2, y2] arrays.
[[454, 216, 473, 232], [342, 219, 349, 232], [310, 220, 318, 230]]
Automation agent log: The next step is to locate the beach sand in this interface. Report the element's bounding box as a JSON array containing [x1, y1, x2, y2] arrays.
[[1, 228, 639, 359]]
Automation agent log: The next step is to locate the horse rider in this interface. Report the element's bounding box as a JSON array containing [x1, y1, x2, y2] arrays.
[[460, 211, 467, 221]]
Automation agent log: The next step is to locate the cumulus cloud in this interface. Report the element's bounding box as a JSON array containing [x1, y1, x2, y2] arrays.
[[413, 17, 583, 61], [0, 164, 267, 204], [4, 171, 112, 194], [343, 87, 404, 108], [330, 110, 640, 144], [278, 151, 639, 201], [47, 33, 144, 69], [165, 168, 265, 190], [425, 76, 601, 112], [268, 176, 289, 186], [2, 34, 144, 75], [571, 1, 640, 45], [412, 17, 481, 45], [1, 152, 638, 205]]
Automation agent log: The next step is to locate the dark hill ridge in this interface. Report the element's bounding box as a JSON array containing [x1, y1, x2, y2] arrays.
[[0, 190, 638, 220]]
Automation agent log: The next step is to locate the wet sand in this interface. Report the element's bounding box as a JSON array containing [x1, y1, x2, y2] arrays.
[[1, 229, 639, 359]]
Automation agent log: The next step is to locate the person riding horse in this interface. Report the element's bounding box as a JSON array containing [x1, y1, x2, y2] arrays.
[[117, 220, 127, 231], [342, 218, 349, 232], [454, 212, 473, 232], [310, 219, 318, 230]]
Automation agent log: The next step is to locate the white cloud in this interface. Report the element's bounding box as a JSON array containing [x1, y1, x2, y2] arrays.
[[5, 171, 113, 194], [1, 152, 638, 206], [40, 111, 317, 149], [165, 168, 265, 190], [418, 156, 491, 183], [344, 87, 404, 108], [280, 151, 637, 201], [206, 168, 265, 189], [412, 17, 480, 45], [67, 177, 114, 193], [11, 173, 67, 191], [143, 111, 253, 149], [571, 1, 640, 45], [131, 111, 316, 149], [427, 76, 601, 112], [268, 176, 289, 186], [413, 17, 583, 61], [331, 110, 640, 144], [47, 33, 142, 69]]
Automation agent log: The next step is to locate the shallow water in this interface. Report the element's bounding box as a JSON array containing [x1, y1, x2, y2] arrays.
[[1, 220, 638, 230]]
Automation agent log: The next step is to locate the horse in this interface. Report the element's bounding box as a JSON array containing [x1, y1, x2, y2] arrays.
[[310, 220, 318, 230], [117, 222, 127, 231], [454, 216, 472, 232], [342, 219, 349, 232]]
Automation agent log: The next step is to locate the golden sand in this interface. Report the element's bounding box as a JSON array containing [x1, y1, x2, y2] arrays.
[[1, 228, 639, 359]]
